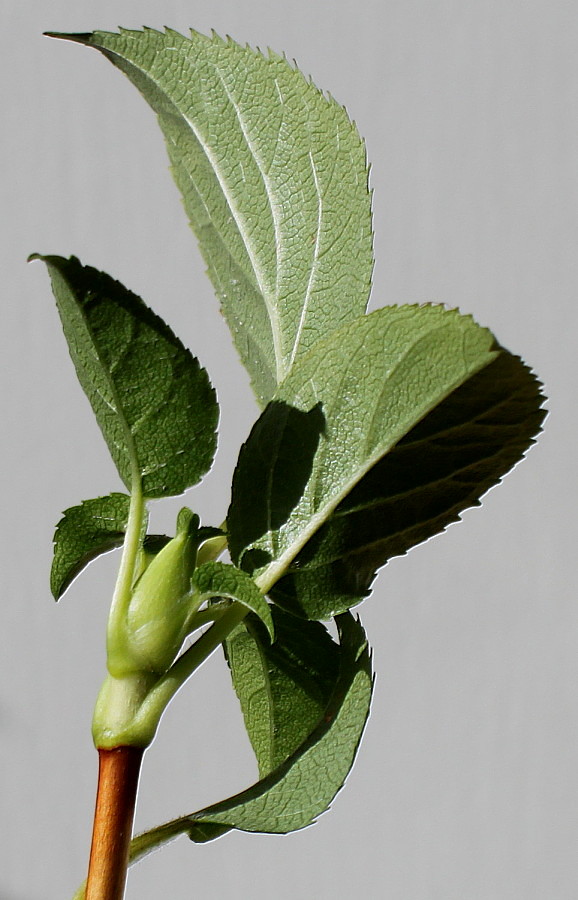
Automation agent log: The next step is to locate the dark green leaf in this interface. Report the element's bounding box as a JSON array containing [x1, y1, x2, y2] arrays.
[[192, 562, 274, 641], [49, 29, 373, 405], [32, 255, 218, 498], [224, 608, 339, 777], [128, 613, 372, 847], [270, 350, 547, 618], [186, 613, 371, 836], [51, 493, 132, 599]]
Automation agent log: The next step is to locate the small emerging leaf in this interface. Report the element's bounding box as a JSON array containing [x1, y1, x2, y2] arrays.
[[125, 509, 202, 674], [224, 608, 339, 777], [32, 255, 218, 498], [51, 493, 133, 599], [192, 562, 274, 641], [50, 29, 374, 404]]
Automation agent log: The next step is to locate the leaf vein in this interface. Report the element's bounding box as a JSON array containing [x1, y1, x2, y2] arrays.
[[289, 150, 323, 370], [212, 64, 284, 381]]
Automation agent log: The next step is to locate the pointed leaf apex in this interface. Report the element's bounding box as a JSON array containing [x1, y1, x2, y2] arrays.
[[43, 31, 94, 44]]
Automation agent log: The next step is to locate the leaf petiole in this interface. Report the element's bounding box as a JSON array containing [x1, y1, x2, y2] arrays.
[[106, 483, 146, 678], [130, 603, 250, 738]]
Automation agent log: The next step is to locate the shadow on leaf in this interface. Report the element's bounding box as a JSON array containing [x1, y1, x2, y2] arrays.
[[270, 350, 546, 618], [228, 400, 325, 573]]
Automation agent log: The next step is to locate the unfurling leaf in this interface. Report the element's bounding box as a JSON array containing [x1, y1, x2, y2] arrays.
[[49, 29, 373, 405], [32, 255, 218, 498], [192, 562, 274, 641], [125, 509, 201, 674], [51, 493, 133, 600]]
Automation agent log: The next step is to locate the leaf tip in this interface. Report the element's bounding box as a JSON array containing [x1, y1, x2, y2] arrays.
[[43, 31, 94, 45]]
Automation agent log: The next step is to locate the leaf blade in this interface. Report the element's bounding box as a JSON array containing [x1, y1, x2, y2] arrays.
[[51, 493, 132, 600], [192, 561, 274, 640], [224, 609, 340, 777], [33, 255, 218, 498], [188, 615, 371, 836], [270, 350, 547, 617], [52, 29, 374, 404], [127, 613, 372, 845], [228, 304, 500, 607]]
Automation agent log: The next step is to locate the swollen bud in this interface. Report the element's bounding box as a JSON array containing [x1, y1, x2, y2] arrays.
[[125, 508, 201, 673]]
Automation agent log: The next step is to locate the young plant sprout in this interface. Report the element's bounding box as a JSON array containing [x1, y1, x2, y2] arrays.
[[33, 27, 546, 900]]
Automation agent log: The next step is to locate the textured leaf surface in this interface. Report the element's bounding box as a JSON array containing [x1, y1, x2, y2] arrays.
[[128, 613, 371, 846], [52, 29, 373, 404], [51, 493, 131, 599], [33, 255, 218, 497], [270, 350, 546, 618], [224, 608, 339, 777], [228, 304, 499, 609], [192, 562, 274, 640]]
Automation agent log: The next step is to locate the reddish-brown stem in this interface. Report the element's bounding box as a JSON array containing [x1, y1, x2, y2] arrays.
[[86, 747, 144, 900]]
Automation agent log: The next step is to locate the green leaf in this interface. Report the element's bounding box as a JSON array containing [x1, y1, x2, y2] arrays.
[[192, 562, 274, 641], [49, 29, 373, 405], [224, 608, 339, 777], [270, 350, 547, 618], [32, 255, 218, 498], [51, 493, 132, 599], [228, 304, 501, 610], [183, 613, 371, 836], [126, 613, 372, 850]]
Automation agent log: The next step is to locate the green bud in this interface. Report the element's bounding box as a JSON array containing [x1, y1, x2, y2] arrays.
[[125, 508, 201, 674], [131, 535, 172, 587]]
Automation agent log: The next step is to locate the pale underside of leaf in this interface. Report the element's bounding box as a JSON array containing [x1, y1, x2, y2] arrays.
[[228, 304, 499, 603], [52, 29, 374, 404], [269, 349, 546, 618]]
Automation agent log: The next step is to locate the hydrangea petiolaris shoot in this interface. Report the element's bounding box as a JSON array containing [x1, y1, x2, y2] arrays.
[[32, 27, 546, 900]]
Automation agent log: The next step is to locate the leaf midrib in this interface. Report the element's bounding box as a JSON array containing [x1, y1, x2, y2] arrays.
[[99, 41, 286, 385], [255, 351, 497, 595], [212, 63, 285, 380], [75, 290, 141, 489], [289, 149, 323, 371]]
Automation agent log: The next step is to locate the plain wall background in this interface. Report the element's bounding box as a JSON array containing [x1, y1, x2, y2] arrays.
[[1, 2, 576, 898]]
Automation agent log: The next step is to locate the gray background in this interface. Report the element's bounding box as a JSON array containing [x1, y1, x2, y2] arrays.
[[1, 2, 576, 898]]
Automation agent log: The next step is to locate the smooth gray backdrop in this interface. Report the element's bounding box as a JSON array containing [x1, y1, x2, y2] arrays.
[[2, 2, 576, 898]]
